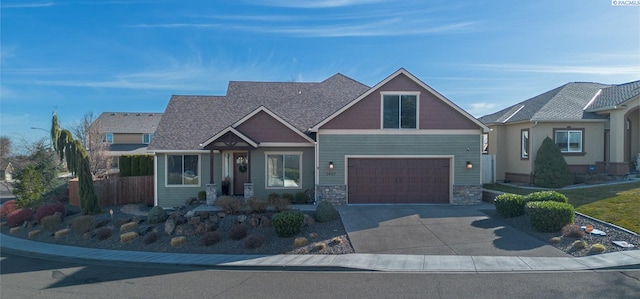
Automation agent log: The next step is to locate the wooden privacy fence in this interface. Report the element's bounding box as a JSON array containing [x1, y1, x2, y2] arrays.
[[69, 175, 154, 207]]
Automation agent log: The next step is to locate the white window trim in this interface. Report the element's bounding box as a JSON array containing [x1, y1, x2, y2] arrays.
[[165, 154, 201, 187], [105, 133, 113, 143], [555, 130, 583, 153], [264, 151, 303, 190], [521, 129, 529, 159], [143, 133, 153, 144], [380, 91, 420, 130]]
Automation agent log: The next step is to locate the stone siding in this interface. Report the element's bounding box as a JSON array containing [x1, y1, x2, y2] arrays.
[[452, 185, 482, 205], [316, 184, 347, 205]]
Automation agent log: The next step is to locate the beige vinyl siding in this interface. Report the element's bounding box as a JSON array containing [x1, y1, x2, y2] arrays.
[[113, 133, 145, 144], [318, 134, 481, 185]]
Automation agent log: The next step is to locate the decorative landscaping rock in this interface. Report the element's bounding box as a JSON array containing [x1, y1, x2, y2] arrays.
[[120, 231, 138, 243], [236, 214, 247, 224], [120, 221, 138, 232], [10, 227, 21, 234], [164, 219, 176, 235], [175, 224, 195, 236], [55, 228, 71, 238], [136, 225, 154, 236], [28, 229, 41, 238], [189, 217, 200, 225], [171, 236, 186, 247]]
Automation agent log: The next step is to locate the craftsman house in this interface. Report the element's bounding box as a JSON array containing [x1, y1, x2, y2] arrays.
[[479, 80, 640, 184], [148, 68, 489, 207]]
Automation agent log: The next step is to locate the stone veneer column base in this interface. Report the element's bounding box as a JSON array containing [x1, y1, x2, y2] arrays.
[[315, 184, 347, 205], [244, 183, 254, 199], [206, 183, 217, 206], [452, 185, 482, 205]]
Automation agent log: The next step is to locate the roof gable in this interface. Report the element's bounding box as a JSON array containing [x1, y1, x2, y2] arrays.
[[233, 107, 315, 144], [586, 80, 640, 111], [311, 68, 489, 132]]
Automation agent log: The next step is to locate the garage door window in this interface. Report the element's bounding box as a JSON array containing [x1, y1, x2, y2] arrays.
[[266, 153, 301, 188], [383, 94, 417, 129]]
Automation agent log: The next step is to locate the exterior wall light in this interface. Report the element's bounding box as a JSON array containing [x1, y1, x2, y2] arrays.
[[466, 161, 473, 169], [329, 162, 334, 170]]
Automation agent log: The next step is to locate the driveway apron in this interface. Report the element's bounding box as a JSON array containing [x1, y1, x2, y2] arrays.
[[337, 204, 568, 257]]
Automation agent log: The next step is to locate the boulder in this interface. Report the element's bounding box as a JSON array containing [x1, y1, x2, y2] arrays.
[[164, 219, 176, 235], [175, 224, 195, 236]]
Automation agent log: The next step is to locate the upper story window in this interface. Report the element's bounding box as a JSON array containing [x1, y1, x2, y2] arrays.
[[143, 133, 154, 144], [105, 133, 113, 143], [521, 129, 529, 159], [555, 129, 583, 153], [382, 93, 418, 129]]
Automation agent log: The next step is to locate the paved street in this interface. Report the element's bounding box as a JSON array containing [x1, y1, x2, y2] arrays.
[[2, 252, 639, 298]]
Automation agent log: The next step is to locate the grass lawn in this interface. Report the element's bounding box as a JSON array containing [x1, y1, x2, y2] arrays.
[[484, 181, 640, 234]]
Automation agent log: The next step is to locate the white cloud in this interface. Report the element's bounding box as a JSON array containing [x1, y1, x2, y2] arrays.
[[466, 102, 498, 117]]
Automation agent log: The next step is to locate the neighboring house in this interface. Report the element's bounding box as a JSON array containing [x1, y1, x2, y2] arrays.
[[479, 80, 640, 184], [90, 112, 163, 167], [1, 162, 14, 181], [148, 68, 489, 207]]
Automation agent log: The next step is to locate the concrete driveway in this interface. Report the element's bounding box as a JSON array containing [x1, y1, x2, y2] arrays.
[[337, 203, 568, 257]]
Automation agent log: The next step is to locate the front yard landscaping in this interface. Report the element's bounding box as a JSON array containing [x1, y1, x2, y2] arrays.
[[484, 181, 640, 234]]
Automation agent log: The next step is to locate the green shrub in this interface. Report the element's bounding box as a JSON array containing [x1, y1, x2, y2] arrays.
[[271, 197, 290, 212], [525, 191, 569, 203], [95, 227, 113, 241], [13, 165, 45, 209], [119, 155, 131, 177], [6, 208, 33, 227], [494, 193, 525, 218], [533, 137, 574, 188], [40, 213, 62, 231], [315, 200, 338, 222], [143, 231, 160, 244], [215, 196, 243, 214], [247, 197, 268, 213], [147, 206, 168, 224], [244, 233, 265, 249], [71, 215, 96, 234], [268, 192, 280, 204], [525, 201, 575, 232], [272, 210, 304, 237], [201, 231, 222, 246], [229, 224, 249, 240], [197, 191, 207, 201], [294, 191, 311, 204], [281, 192, 294, 203]]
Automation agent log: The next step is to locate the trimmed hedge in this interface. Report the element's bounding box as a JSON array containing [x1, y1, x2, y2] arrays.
[[494, 193, 526, 218], [525, 201, 575, 232], [524, 191, 569, 203], [272, 210, 304, 237], [119, 155, 153, 177]]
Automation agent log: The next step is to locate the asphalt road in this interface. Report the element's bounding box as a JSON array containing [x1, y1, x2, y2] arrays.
[[1, 252, 639, 298]]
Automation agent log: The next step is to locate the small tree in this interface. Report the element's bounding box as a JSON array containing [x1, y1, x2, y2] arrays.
[[533, 137, 574, 188], [13, 165, 45, 208]]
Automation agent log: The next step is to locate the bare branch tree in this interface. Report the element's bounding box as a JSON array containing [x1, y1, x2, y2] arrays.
[[70, 112, 112, 177]]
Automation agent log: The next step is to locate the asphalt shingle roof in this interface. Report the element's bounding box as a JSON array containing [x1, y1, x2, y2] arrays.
[[92, 112, 163, 134], [149, 74, 369, 151], [479, 82, 609, 124], [587, 80, 640, 110]]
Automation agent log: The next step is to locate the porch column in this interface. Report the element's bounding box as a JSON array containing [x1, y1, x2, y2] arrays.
[[209, 149, 214, 184], [206, 149, 217, 205], [244, 149, 254, 199]]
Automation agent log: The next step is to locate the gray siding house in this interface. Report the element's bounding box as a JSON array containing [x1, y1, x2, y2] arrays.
[[148, 68, 489, 207]]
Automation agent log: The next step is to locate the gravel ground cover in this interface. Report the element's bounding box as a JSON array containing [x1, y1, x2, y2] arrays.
[[481, 209, 639, 257]]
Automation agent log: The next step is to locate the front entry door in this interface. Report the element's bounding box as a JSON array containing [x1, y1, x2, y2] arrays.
[[233, 152, 249, 195]]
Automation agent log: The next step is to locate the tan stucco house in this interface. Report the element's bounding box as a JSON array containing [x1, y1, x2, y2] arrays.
[[479, 80, 640, 184]]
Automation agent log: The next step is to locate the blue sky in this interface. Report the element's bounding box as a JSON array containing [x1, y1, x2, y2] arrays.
[[1, 0, 639, 150]]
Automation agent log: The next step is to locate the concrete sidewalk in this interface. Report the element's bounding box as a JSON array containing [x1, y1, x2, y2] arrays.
[[2, 233, 639, 272]]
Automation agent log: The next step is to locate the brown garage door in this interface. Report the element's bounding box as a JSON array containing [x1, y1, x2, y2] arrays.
[[347, 158, 450, 204]]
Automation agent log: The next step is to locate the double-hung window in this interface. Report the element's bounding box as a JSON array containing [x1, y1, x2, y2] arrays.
[[266, 153, 301, 188], [555, 129, 583, 153], [382, 94, 418, 129], [167, 154, 199, 186], [143, 133, 154, 144]]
